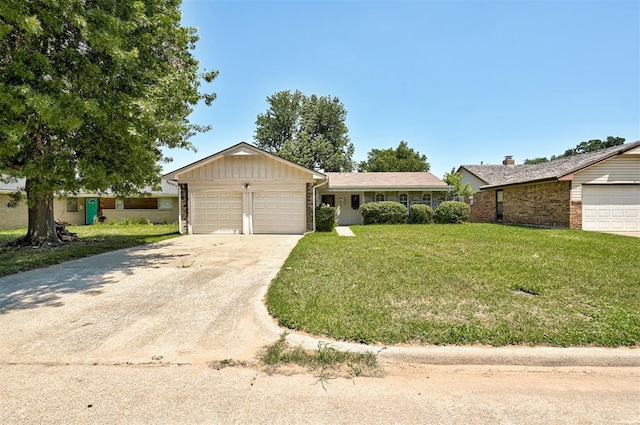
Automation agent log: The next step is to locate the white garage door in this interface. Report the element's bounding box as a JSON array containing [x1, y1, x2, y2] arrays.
[[582, 185, 640, 231], [192, 190, 243, 234], [253, 190, 305, 234]]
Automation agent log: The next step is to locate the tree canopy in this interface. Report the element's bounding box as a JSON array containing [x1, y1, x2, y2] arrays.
[[524, 136, 625, 164], [254, 90, 354, 172], [443, 167, 472, 199], [358, 141, 430, 172], [0, 0, 216, 245]]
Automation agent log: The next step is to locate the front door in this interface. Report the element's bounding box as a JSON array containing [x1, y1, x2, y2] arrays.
[[85, 197, 99, 224]]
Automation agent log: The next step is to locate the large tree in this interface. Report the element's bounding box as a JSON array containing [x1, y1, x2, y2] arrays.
[[254, 90, 354, 172], [358, 141, 429, 172], [0, 0, 216, 245]]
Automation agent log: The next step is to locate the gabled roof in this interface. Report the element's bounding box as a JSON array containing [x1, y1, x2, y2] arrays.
[[458, 164, 524, 186], [163, 142, 326, 180], [325, 172, 450, 191], [460, 141, 640, 190]]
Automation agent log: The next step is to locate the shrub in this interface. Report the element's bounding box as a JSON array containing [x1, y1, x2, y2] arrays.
[[360, 201, 408, 224], [315, 204, 337, 232], [109, 217, 152, 225], [408, 204, 434, 224], [434, 201, 470, 224]]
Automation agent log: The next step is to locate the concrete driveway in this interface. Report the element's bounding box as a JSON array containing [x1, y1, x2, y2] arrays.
[[2, 235, 640, 424], [0, 235, 301, 365]]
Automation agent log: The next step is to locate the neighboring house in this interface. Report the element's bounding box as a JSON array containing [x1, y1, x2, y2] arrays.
[[458, 141, 640, 232], [319, 172, 451, 225], [0, 178, 179, 230]]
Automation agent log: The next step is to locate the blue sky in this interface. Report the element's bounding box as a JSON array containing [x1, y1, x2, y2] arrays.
[[165, 0, 640, 179]]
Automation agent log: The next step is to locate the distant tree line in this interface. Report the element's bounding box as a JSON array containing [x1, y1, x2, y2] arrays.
[[524, 136, 625, 164]]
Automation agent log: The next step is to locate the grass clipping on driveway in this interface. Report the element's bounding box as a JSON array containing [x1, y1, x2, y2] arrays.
[[266, 224, 640, 347]]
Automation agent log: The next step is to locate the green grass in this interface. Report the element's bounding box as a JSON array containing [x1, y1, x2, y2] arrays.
[[0, 224, 180, 277], [266, 224, 640, 347]]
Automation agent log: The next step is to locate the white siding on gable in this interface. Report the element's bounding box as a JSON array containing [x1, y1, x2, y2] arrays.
[[459, 169, 489, 193], [180, 154, 311, 183], [624, 146, 640, 155], [571, 156, 640, 201]]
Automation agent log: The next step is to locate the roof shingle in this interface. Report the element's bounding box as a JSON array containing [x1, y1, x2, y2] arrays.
[[461, 141, 640, 189], [325, 172, 448, 190]]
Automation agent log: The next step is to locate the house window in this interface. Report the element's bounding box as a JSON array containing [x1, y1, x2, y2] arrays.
[[66, 197, 78, 212], [375, 193, 385, 202], [398, 193, 408, 207], [124, 198, 158, 209], [321, 194, 335, 207], [496, 190, 504, 221], [351, 194, 360, 210], [158, 198, 173, 210], [115, 199, 124, 210], [422, 193, 431, 206]]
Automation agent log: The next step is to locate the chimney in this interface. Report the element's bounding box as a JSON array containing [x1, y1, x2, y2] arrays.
[[503, 155, 515, 166]]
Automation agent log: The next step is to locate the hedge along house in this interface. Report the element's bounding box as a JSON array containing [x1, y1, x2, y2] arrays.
[[318, 172, 451, 225], [0, 177, 179, 230], [163, 142, 327, 235], [458, 141, 640, 232]]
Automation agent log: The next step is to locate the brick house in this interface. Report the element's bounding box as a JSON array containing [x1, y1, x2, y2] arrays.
[[458, 141, 640, 233]]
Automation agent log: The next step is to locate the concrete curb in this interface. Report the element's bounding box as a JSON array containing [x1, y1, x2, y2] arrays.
[[254, 247, 639, 368], [282, 332, 640, 367], [256, 277, 640, 368]]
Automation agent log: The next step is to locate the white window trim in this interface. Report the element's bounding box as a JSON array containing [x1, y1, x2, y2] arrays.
[[398, 193, 408, 207], [115, 199, 124, 210], [375, 193, 385, 202], [158, 198, 173, 210]]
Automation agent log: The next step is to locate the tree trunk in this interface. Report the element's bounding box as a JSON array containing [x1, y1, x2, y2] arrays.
[[23, 178, 61, 246]]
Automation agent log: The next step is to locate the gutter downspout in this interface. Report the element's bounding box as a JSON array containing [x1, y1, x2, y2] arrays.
[[305, 178, 328, 234], [165, 179, 181, 233]]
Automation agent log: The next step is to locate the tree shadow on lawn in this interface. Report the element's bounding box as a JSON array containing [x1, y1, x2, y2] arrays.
[[0, 246, 191, 314]]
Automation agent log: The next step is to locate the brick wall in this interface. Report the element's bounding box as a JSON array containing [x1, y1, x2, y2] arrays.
[[469, 189, 496, 222], [569, 200, 582, 230], [179, 183, 189, 234], [470, 182, 572, 228], [503, 181, 571, 228], [306, 183, 313, 232]]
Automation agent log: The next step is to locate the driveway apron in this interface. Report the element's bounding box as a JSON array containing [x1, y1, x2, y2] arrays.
[[0, 235, 301, 365]]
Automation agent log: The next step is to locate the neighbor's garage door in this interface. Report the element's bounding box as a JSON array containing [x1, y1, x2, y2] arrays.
[[582, 185, 640, 231], [253, 190, 305, 234], [192, 190, 243, 234]]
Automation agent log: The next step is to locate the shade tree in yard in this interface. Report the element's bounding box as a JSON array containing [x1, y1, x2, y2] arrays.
[[0, 0, 217, 246]]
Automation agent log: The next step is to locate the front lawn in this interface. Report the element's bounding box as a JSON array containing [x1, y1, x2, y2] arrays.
[[0, 224, 180, 277], [266, 224, 640, 347]]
